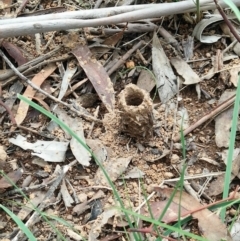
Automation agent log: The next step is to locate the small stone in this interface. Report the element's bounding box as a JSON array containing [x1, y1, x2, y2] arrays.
[[206, 53, 211, 58], [171, 154, 180, 164], [87, 191, 95, 198], [229, 208, 237, 216], [164, 172, 174, 178], [78, 193, 87, 203], [147, 184, 155, 193], [126, 60, 135, 69], [0, 146, 7, 169], [199, 136, 206, 143], [67, 214, 73, 220]]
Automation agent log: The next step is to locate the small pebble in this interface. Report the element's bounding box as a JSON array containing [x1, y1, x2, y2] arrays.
[[171, 154, 180, 164], [78, 193, 87, 203], [164, 172, 174, 178], [0, 146, 7, 169]]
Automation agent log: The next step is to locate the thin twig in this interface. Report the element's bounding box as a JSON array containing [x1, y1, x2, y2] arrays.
[[107, 40, 145, 75], [1, 177, 57, 197], [173, 94, 236, 142], [0, 46, 62, 81], [1, 54, 71, 87], [214, 0, 240, 43], [0, 50, 102, 123], [87, 106, 100, 138]]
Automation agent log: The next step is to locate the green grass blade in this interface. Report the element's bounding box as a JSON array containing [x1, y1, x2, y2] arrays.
[[0, 204, 37, 241], [223, 0, 240, 21], [118, 206, 209, 241], [221, 75, 240, 220]]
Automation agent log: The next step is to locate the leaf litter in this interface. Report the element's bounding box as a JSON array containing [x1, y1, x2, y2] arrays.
[[0, 0, 240, 240]]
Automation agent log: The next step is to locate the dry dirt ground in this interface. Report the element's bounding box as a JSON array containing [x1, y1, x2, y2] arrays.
[[0, 0, 240, 240]]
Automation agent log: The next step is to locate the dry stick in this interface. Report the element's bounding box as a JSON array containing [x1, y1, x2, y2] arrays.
[[2, 54, 71, 87], [0, 46, 61, 81], [12, 160, 77, 241], [64, 78, 88, 97], [214, 0, 240, 43], [2, 0, 239, 38], [107, 40, 145, 75], [87, 106, 100, 138], [1, 177, 57, 197], [0, 4, 156, 25], [0, 50, 101, 123], [0, 1, 209, 25], [173, 94, 236, 142], [18, 125, 55, 138]]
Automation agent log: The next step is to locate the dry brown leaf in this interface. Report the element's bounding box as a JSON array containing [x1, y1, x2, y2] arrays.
[[137, 69, 156, 93], [86, 139, 108, 164], [141, 200, 189, 223], [32, 96, 51, 111], [1, 40, 28, 66], [94, 157, 132, 186], [206, 153, 240, 196], [0, 169, 23, 189], [72, 45, 115, 112], [152, 32, 178, 103], [15, 63, 57, 125], [91, 30, 123, 58], [155, 187, 232, 241], [215, 90, 236, 148], [170, 56, 200, 85]]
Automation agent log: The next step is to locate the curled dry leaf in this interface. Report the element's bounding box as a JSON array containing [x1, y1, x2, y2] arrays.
[[72, 45, 115, 112], [192, 15, 224, 43]]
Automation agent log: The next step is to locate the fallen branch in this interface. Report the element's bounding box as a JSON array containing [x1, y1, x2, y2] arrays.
[[1, 0, 239, 38]]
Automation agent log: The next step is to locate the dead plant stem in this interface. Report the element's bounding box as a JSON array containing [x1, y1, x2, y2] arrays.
[[214, 0, 240, 43]]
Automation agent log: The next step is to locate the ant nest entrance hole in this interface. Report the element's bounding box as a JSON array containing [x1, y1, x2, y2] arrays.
[[118, 83, 153, 139]]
